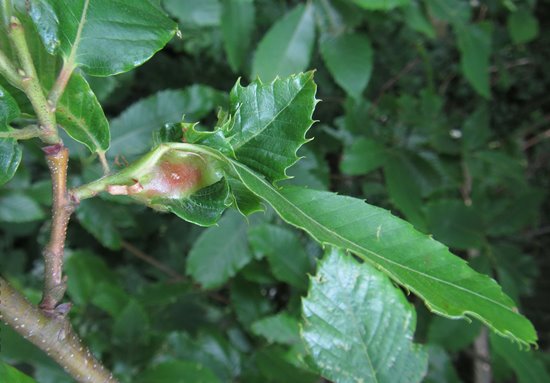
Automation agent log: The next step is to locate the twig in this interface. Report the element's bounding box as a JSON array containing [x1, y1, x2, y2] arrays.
[[0, 277, 118, 383], [47, 0, 90, 107], [121, 240, 183, 281], [0, 124, 42, 140], [98, 151, 111, 175], [372, 58, 420, 108], [524, 128, 550, 150], [40, 144, 75, 312], [8, 16, 59, 144], [0, 48, 22, 89], [473, 327, 492, 383]]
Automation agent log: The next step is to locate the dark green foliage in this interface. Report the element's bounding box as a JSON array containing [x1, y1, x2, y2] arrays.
[[1, 0, 549, 382]]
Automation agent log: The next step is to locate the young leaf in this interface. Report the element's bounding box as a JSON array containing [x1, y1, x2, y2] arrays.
[[320, 32, 373, 98], [0, 86, 22, 186], [226, 72, 317, 182], [221, 0, 255, 72], [302, 248, 428, 383], [47, 0, 177, 76], [252, 4, 315, 82], [56, 72, 110, 153], [229, 160, 537, 346], [187, 210, 254, 289]]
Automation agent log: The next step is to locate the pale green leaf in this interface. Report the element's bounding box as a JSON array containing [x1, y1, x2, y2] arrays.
[[140, 361, 221, 383], [187, 211, 253, 288], [302, 248, 427, 383], [249, 224, 311, 289], [341, 137, 386, 175], [47, 0, 177, 76], [507, 9, 539, 44], [221, 0, 255, 72], [56, 72, 110, 153], [252, 4, 315, 82], [351, 0, 410, 10], [229, 160, 537, 346], [226, 72, 317, 182], [455, 22, 492, 99], [320, 32, 373, 98]]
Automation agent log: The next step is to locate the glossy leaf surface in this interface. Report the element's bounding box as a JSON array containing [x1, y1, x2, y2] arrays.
[[226, 72, 316, 182], [0, 85, 22, 186], [46, 0, 177, 76], [302, 248, 427, 383]]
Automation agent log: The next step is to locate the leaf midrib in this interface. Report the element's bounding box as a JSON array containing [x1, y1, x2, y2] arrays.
[[231, 160, 517, 316]]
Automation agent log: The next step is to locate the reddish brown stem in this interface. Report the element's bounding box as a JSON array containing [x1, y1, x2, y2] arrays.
[[40, 144, 75, 312], [0, 277, 118, 383]]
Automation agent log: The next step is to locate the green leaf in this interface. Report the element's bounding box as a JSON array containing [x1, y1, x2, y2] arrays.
[[0, 86, 22, 186], [76, 199, 134, 250], [221, 0, 255, 72], [28, 0, 60, 54], [251, 312, 301, 345], [140, 361, 221, 383], [455, 22, 492, 99], [109, 86, 224, 159], [187, 210, 253, 289], [403, 2, 436, 39], [425, 199, 485, 250], [163, 0, 221, 28], [229, 160, 537, 346], [425, 0, 471, 25], [153, 178, 231, 227], [249, 224, 311, 290], [113, 299, 150, 345], [231, 278, 272, 326], [507, 9, 539, 44], [226, 72, 317, 182], [462, 104, 490, 151], [320, 32, 373, 98], [424, 346, 461, 383], [56, 72, 110, 153], [65, 250, 118, 305], [47, 0, 177, 76], [490, 334, 550, 383], [427, 316, 481, 352], [251, 4, 315, 82], [162, 331, 241, 382], [0, 362, 37, 383], [255, 346, 319, 383], [0, 193, 45, 223], [302, 248, 428, 383], [351, 0, 410, 10], [340, 137, 386, 175]]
